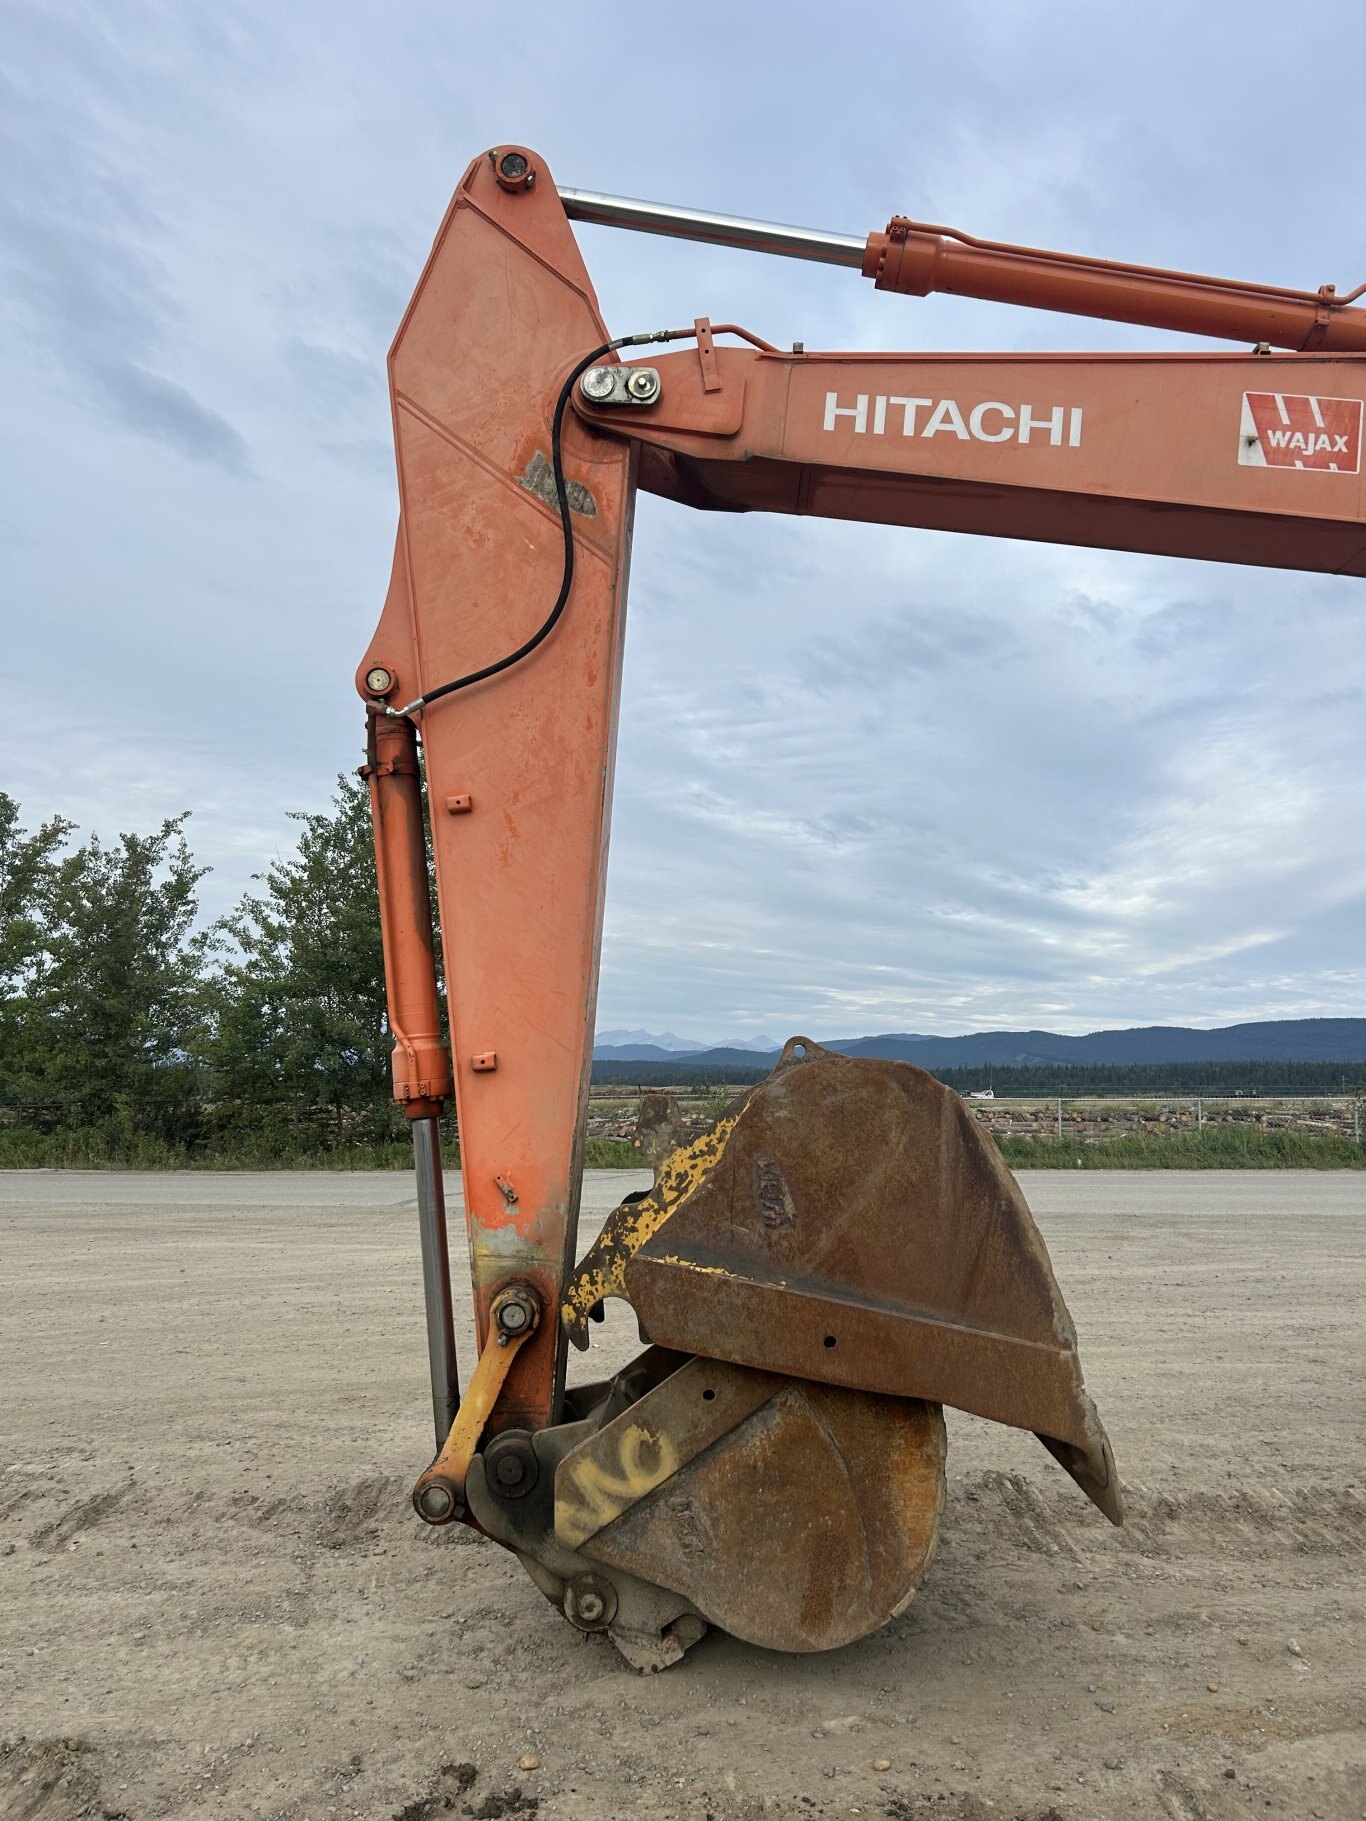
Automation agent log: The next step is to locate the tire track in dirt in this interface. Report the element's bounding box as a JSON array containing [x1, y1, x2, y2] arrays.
[[29, 1481, 134, 1552], [0, 1736, 128, 1821], [955, 1470, 1366, 1559]]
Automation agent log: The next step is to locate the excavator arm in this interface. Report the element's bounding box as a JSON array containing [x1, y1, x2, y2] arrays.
[[356, 146, 1364, 1667], [590, 339, 1366, 572]]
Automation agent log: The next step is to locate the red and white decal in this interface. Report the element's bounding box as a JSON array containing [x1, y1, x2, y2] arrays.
[[1239, 391, 1362, 473]]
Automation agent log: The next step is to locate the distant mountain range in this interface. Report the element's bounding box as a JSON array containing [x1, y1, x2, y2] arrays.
[[592, 1018, 1366, 1067], [594, 1029, 780, 1057]]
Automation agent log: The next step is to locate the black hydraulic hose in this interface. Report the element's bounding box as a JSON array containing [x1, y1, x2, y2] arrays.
[[372, 328, 693, 721]]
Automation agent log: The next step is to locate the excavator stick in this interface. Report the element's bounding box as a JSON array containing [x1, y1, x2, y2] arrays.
[[358, 148, 638, 1438], [351, 143, 1366, 1666]]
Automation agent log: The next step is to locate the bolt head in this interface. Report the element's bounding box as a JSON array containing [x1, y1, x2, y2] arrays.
[[580, 367, 616, 403], [484, 1432, 539, 1500], [564, 1573, 617, 1631], [626, 368, 660, 402], [365, 665, 394, 695], [498, 1301, 529, 1333], [416, 1481, 455, 1522], [491, 147, 536, 194]]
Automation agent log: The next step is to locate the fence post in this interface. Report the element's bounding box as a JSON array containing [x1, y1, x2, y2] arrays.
[[1356, 1099, 1361, 1146], [1056, 1096, 1063, 1140], [1197, 1096, 1203, 1132]]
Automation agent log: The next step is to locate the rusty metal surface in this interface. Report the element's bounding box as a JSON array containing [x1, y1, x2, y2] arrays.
[[566, 1039, 1121, 1523], [556, 1357, 784, 1550], [464, 1391, 710, 1672], [455, 1343, 949, 1663], [561, 1111, 741, 1334], [564, 1358, 946, 1653]]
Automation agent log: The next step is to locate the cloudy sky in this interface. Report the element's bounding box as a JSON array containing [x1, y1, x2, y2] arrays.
[[5, 2, 1366, 1043]]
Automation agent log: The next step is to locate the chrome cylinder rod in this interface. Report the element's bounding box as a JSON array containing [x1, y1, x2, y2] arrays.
[[558, 186, 866, 270], [412, 1115, 459, 1452]]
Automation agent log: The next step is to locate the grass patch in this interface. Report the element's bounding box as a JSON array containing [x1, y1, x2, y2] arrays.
[[999, 1127, 1366, 1169], [582, 1138, 640, 1168], [0, 1128, 452, 1171], [5, 1125, 1359, 1173], [0, 1128, 645, 1172]]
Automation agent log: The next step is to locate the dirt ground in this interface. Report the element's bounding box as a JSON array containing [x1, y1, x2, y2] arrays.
[[2, 1168, 1363, 1821]]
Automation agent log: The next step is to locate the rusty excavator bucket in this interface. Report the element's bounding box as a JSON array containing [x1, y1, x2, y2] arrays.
[[461, 1039, 1119, 1669], [566, 1038, 1119, 1519]]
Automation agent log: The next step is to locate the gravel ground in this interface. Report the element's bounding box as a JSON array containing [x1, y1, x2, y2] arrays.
[[2, 1168, 1364, 1821]]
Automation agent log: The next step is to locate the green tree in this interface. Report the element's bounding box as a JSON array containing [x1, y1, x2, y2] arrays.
[[207, 772, 408, 1151], [0, 793, 73, 1108], [6, 806, 209, 1141]]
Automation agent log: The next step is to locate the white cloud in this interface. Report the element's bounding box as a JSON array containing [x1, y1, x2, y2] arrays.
[[3, 0, 1364, 1036]]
